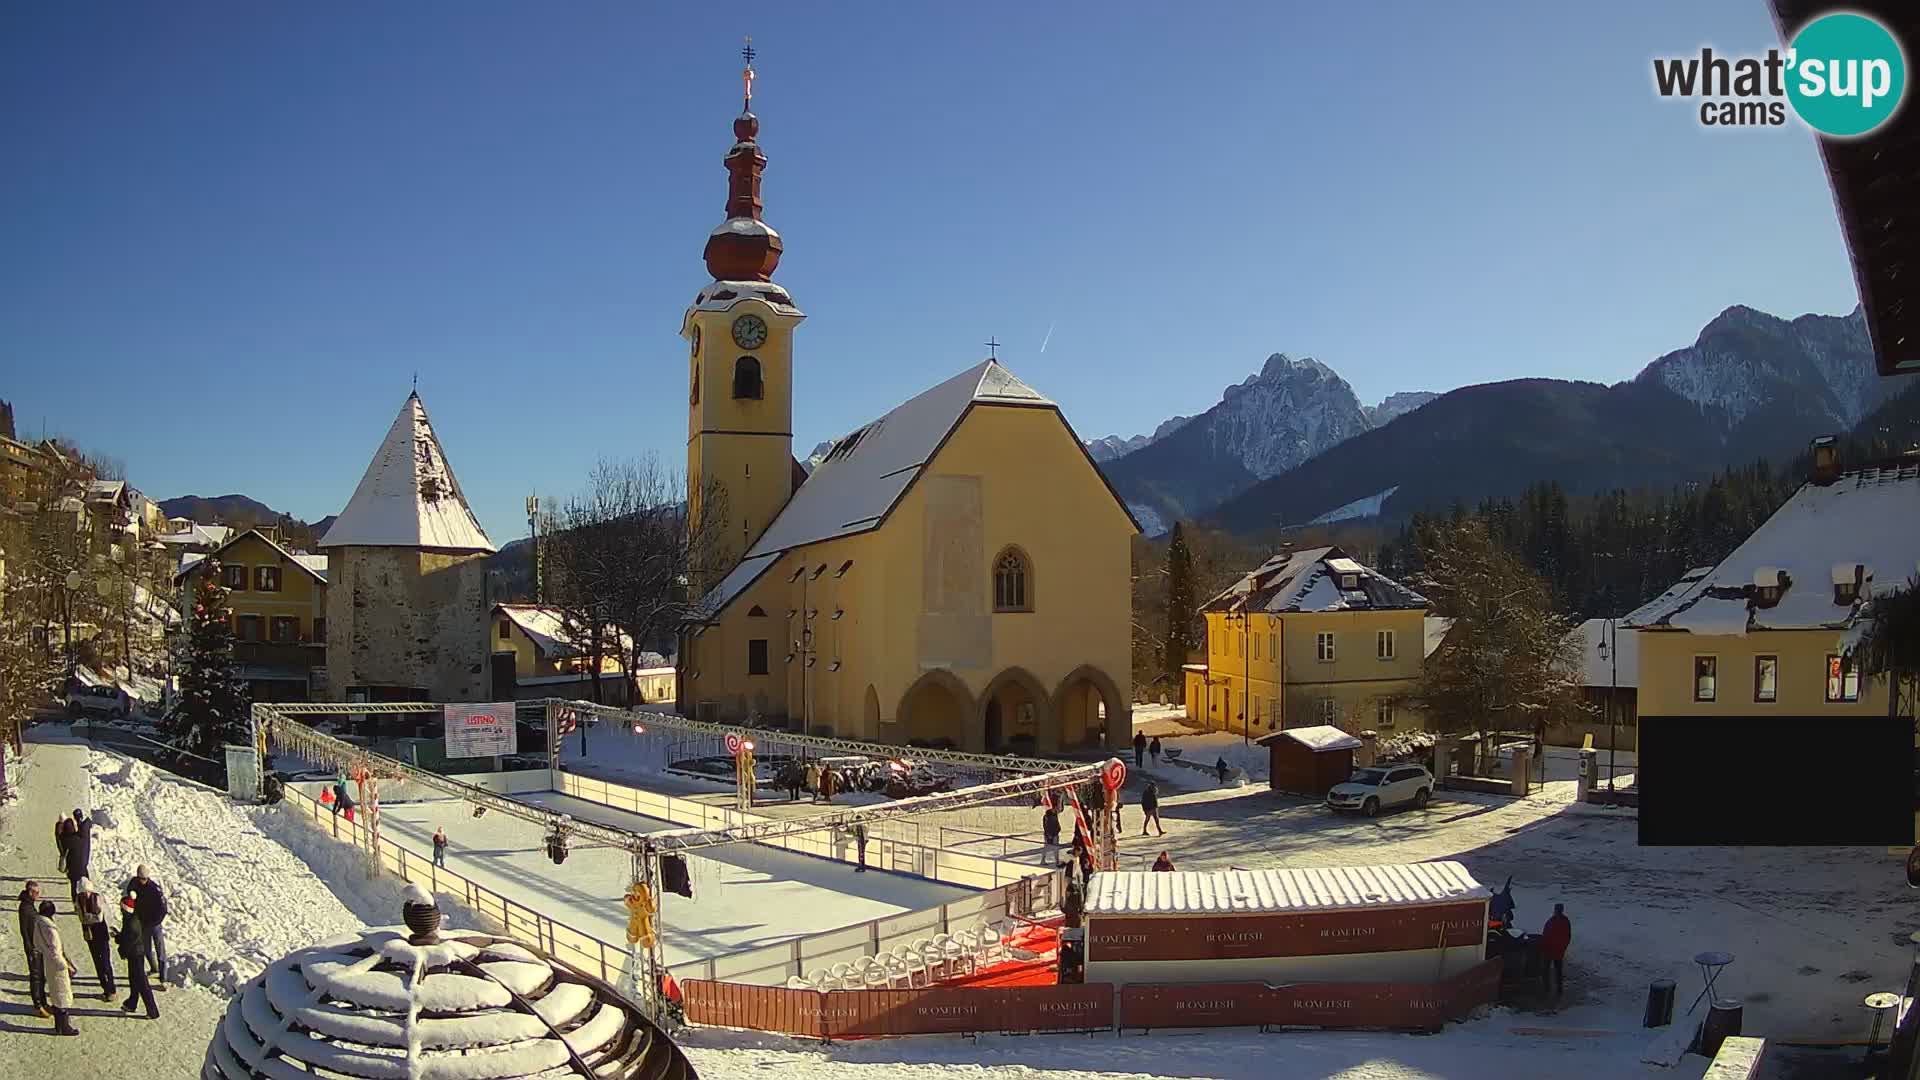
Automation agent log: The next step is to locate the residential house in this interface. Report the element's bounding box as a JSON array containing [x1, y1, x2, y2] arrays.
[[490, 603, 675, 706], [175, 528, 329, 701], [675, 76, 1134, 751], [1186, 547, 1431, 738], [1633, 445, 1919, 722]]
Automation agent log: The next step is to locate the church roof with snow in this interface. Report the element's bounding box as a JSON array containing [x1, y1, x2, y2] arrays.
[[1636, 457, 1920, 635], [702, 359, 1132, 615], [318, 393, 495, 553], [1201, 546, 1428, 615]]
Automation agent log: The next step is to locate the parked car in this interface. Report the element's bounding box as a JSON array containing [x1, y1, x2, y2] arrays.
[[67, 683, 132, 720], [1325, 764, 1434, 816]]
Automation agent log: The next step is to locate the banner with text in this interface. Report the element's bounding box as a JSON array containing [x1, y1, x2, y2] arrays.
[[444, 702, 516, 758]]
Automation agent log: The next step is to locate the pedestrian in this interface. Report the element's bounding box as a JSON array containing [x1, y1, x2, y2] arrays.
[[54, 817, 74, 885], [1540, 903, 1572, 997], [34, 899, 80, 1035], [1151, 850, 1176, 873], [1215, 756, 1230, 784], [117, 897, 158, 1020], [852, 823, 867, 872], [1140, 782, 1165, 837], [123, 865, 169, 988], [1149, 737, 1162, 765], [74, 878, 117, 1000], [1041, 803, 1062, 866], [805, 762, 821, 803], [1132, 730, 1147, 768], [17, 879, 48, 1017], [1111, 790, 1124, 834], [432, 827, 448, 869], [820, 764, 837, 804], [783, 762, 803, 802], [65, 809, 93, 901]]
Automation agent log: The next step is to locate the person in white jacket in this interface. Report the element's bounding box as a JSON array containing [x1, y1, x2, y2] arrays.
[[34, 900, 79, 1036]]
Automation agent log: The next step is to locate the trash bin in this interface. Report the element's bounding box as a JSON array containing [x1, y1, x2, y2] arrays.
[[1701, 998, 1744, 1055], [1644, 979, 1676, 1028]]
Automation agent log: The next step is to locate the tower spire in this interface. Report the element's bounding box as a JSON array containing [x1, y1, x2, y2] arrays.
[[703, 38, 783, 281]]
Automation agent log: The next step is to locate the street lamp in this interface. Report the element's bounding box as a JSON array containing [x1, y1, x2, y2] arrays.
[[1595, 617, 1619, 794], [62, 569, 81, 682]]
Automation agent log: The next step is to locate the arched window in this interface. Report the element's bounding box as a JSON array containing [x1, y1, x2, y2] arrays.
[[993, 547, 1032, 612], [732, 356, 763, 400]]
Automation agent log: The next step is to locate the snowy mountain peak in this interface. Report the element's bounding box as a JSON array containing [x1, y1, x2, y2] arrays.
[[1364, 391, 1440, 427], [1636, 303, 1878, 432]]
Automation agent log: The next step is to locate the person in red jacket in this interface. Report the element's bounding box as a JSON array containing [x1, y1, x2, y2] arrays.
[[1540, 903, 1572, 996]]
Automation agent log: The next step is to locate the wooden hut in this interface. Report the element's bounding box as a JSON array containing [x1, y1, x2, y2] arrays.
[[1257, 725, 1361, 796]]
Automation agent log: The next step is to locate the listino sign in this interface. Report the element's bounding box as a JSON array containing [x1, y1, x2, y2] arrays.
[[444, 703, 516, 758]]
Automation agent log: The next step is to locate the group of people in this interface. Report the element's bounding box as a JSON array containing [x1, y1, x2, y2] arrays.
[[1132, 730, 1233, 785], [17, 808, 171, 1036]]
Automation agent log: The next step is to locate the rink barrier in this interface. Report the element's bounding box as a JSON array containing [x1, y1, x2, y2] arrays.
[[554, 769, 1037, 890], [682, 958, 1502, 1038], [280, 782, 1069, 990]]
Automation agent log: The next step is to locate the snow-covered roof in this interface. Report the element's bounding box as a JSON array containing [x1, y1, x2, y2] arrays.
[[496, 604, 637, 660], [710, 216, 781, 241], [1255, 724, 1363, 752], [1424, 616, 1454, 658], [1572, 618, 1638, 688], [205, 922, 688, 1080], [173, 528, 329, 585], [158, 522, 233, 548], [294, 554, 329, 583], [689, 278, 801, 316], [701, 360, 1068, 615], [1203, 547, 1428, 615], [319, 393, 496, 553], [1085, 861, 1487, 917], [1638, 459, 1920, 635], [86, 479, 126, 502], [1621, 567, 1713, 627]]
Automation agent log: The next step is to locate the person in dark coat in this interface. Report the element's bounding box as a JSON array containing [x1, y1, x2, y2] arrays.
[[64, 810, 93, 900], [122, 865, 168, 988], [17, 879, 48, 1015], [117, 897, 158, 1019], [1132, 731, 1147, 768], [851, 824, 867, 872], [74, 877, 116, 999], [1041, 804, 1062, 866], [1140, 782, 1165, 836], [432, 827, 449, 869], [1148, 736, 1162, 764], [54, 818, 74, 883], [1540, 903, 1572, 996], [1215, 757, 1230, 784], [1151, 851, 1176, 872]]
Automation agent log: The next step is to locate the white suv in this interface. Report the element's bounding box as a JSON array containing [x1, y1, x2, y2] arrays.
[[1325, 764, 1434, 816], [67, 683, 131, 720]]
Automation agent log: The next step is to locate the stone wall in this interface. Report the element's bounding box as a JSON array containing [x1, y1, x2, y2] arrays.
[[325, 547, 490, 702]]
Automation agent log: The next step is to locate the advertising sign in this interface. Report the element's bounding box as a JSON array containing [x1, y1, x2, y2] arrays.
[[224, 744, 260, 801], [444, 702, 516, 759], [1088, 901, 1487, 962]]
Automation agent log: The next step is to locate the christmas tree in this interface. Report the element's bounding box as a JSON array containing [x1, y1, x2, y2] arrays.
[[166, 559, 249, 762]]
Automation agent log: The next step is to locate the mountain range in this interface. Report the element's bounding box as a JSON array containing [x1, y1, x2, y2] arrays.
[[1199, 304, 1884, 535]]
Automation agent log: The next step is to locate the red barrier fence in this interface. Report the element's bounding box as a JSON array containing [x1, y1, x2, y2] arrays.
[[686, 959, 1502, 1038], [1118, 957, 1503, 1032], [683, 981, 1114, 1038]]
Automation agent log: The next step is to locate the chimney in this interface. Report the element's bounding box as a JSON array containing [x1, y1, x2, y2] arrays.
[[1811, 435, 1840, 484]]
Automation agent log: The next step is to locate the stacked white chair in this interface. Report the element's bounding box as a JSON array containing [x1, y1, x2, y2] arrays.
[[914, 938, 949, 981], [975, 923, 1010, 967], [862, 956, 893, 989], [787, 975, 811, 990], [933, 932, 974, 977], [829, 961, 857, 989], [807, 968, 833, 991], [891, 945, 929, 987]]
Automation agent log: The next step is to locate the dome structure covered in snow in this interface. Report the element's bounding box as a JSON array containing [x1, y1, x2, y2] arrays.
[[204, 886, 692, 1079]]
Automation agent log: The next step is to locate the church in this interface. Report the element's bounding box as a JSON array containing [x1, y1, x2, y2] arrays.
[[677, 53, 1136, 753]]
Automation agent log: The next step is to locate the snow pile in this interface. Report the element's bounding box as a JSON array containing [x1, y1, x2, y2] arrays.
[[82, 751, 494, 996]]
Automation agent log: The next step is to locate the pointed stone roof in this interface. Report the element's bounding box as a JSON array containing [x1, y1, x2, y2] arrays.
[[318, 393, 495, 553]]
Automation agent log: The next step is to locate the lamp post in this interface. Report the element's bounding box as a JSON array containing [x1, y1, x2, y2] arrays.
[[1596, 616, 1618, 793]]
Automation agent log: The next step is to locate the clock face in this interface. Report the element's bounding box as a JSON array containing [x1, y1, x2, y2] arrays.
[[690, 325, 701, 356], [731, 314, 769, 350]]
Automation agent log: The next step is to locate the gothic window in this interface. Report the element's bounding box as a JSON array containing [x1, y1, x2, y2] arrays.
[[993, 547, 1032, 612], [732, 356, 763, 400]]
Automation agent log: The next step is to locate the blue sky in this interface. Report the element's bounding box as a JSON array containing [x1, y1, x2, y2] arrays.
[[0, 1, 1862, 541]]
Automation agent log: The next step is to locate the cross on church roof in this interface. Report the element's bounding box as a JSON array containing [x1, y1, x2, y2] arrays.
[[985, 337, 1001, 360], [742, 36, 756, 107]]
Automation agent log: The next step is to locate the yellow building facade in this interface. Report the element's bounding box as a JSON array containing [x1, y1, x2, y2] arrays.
[[1187, 548, 1431, 738], [175, 528, 329, 700], [676, 69, 1136, 752]]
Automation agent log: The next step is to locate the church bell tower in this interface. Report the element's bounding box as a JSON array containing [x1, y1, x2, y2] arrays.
[[684, 39, 804, 578]]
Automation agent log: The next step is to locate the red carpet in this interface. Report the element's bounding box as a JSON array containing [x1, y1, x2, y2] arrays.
[[931, 917, 1063, 989]]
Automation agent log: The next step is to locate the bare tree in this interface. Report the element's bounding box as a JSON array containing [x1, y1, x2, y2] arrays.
[[544, 457, 729, 712]]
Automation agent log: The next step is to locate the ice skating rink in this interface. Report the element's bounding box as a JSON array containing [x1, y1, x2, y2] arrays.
[[365, 790, 976, 970]]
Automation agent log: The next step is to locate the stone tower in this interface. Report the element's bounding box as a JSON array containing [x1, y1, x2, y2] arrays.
[[319, 392, 496, 702], [682, 44, 806, 580]]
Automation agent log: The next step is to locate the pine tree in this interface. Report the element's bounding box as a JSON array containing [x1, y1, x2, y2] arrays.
[[1162, 523, 1196, 699], [166, 560, 249, 762]]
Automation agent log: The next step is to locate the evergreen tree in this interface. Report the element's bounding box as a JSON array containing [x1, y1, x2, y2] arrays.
[[166, 560, 249, 761], [1162, 522, 1196, 698]]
